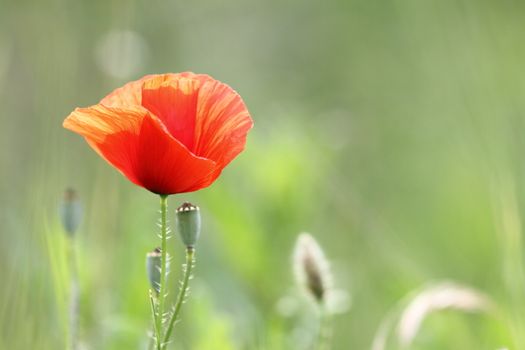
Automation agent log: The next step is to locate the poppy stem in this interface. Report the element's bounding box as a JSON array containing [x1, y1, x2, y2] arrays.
[[162, 246, 195, 347], [156, 194, 169, 350]]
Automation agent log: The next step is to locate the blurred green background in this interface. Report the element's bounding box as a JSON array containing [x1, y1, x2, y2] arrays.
[[1, 0, 525, 349]]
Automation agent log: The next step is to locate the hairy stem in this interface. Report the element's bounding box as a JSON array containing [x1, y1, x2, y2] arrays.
[[155, 194, 169, 350], [149, 291, 161, 350], [162, 247, 195, 347]]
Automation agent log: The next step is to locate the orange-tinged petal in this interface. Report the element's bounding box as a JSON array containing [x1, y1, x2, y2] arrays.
[[192, 79, 253, 183], [100, 72, 211, 107], [63, 104, 217, 194], [63, 105, 145, 143]]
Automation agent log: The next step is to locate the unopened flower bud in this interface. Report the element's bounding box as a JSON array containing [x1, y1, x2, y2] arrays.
[[293, 233, 333, 303], [175, 202, 201, 248], [59, 188, 82, 236], [146, 248, 162, 293]]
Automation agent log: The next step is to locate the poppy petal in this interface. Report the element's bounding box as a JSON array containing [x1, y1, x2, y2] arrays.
[[63, 104, 217, 194], [100, 76, 149, 107], [141, 76, 201, 150], [192, 79, 253, 183], [100, 72, 211, 107]]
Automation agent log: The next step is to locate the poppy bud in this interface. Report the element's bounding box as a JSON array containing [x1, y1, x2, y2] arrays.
[[59, 188, 82, 236], [146, 248, 162, 293], [175, 202, 201, 248], [293, 233, 333, 304]]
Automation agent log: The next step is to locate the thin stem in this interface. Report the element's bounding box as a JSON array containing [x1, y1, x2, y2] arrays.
[[67, 236, 79, 350], [148, 332, 155, 350], [155, 194, 169, 350], [149, 291, 161, 350], [315, 303, 332, 350], [162, 247, 195, 348]]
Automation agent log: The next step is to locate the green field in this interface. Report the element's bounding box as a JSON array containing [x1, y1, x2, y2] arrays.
[[1, 0, 525, 349]]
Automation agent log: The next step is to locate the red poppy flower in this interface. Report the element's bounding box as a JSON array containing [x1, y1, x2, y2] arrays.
[[63, 72, 253, 195]]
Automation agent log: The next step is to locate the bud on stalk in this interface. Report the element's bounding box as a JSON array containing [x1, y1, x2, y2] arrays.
[[59, 188, 82, 236], [293, 233, 333, 304], [175, 202, 201, 248], [146, 248, 162, 293]]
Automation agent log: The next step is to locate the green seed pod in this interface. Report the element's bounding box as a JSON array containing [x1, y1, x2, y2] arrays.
[[59, 188, 82, 236], [176, 202, 201, 248], [146, 248, 162, 293]]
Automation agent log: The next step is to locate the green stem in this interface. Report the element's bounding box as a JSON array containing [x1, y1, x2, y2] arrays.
[[149, 291, 161, 350], [162, 247, 195, 348], [67, 236, 79, 350], [315, 303, 332, 350], [156, 194, 169, 350]]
